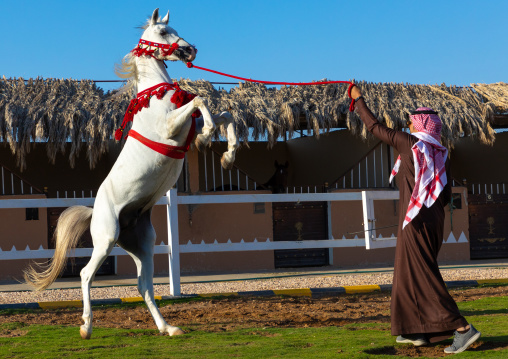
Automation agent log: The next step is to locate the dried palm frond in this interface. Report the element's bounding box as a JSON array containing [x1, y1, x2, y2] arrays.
[[1, 78, 505, 170]]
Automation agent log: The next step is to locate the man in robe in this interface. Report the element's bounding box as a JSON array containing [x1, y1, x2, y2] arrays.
[[350, 85, 481, 354]]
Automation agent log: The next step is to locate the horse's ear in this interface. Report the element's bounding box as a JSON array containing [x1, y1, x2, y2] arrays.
[[161, 11, 169, 25], [150, 8, 160, 25]]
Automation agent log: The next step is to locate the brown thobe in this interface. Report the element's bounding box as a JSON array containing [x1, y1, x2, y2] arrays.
[[355, 98, 468, 343]]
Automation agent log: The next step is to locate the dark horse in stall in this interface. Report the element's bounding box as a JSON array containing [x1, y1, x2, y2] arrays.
[[264, 160, 289, 194]]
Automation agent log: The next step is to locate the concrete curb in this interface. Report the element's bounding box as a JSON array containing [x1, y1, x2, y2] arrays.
[[1, 278, 507, 311]]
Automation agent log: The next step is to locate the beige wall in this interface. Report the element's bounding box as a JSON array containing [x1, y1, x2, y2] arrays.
[[145, 187, 469, 275], [178, 191, 274, 273], [439, 187, 470, 262], [329, 186, 470, 268], [0, 195, 48, 280]]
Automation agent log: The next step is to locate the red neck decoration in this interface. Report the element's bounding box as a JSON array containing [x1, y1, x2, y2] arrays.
[[115, 82, 201, 141], [115, 82, 201, 159]]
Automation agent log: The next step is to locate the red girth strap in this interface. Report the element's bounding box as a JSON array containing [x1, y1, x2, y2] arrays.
[[128, 116, 196, 159]]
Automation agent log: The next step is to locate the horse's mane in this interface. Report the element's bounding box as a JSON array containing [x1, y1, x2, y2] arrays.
[[114, 52, 138, 97]]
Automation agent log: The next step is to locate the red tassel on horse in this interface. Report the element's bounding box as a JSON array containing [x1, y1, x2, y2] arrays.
[[114, 128, 124, 141]]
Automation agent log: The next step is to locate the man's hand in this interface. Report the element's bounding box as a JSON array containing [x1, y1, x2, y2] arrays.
[[350, 85, 362, 99]]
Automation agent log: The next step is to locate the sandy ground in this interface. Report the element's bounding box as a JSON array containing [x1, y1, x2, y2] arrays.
[[1, 267, 507, 304]]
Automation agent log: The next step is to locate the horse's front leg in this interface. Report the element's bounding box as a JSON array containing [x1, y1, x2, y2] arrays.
[[192, 97, 216, 151], [165, 98, 206, 138], [196, 112, 238, 169], [165, 97, 215, 150]]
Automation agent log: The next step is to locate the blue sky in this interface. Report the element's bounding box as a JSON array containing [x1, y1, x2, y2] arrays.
[[1, 0, 507, 92]]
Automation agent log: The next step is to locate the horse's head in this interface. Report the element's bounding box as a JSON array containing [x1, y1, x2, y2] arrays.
[[264, 160, 289, 193], [138, 8, 197, 63]]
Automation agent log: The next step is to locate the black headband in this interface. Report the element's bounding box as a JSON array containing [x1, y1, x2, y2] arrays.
[[410, 109, 438, 115]]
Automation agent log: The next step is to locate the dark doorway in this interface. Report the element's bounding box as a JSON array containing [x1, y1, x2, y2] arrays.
[[468, 194, 508, 259], [272, 201, 329, 268]]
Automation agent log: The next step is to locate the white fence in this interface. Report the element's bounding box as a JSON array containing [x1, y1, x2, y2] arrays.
[[0, 189, 399, 296], [470, 183, 507, 195]]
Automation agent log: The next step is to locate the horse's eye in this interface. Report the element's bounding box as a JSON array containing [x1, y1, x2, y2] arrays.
[[160, 30, 167, 36]]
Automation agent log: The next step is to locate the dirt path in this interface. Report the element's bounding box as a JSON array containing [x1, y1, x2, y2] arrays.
[[1, 285, 507, 357]]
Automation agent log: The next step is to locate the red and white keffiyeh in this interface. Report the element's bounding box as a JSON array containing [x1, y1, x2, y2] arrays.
[[390, 108, 448, 229]]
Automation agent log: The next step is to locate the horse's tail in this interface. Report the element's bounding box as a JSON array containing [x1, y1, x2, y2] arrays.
[[24, 206, 93, 291]]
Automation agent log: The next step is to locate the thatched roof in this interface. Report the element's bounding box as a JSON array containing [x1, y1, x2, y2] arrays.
[[1, 77, 506, 170], [0, 78, 130, 171]]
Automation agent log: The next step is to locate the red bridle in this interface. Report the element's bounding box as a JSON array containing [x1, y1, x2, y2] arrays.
[[131, 39, 181, 59]]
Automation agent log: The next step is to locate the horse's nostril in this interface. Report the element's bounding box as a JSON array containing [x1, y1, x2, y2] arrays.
[[187, 47, 197, 61]]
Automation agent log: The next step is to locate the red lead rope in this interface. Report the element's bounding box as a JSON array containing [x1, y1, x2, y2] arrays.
[[186, 62, 357, 112]]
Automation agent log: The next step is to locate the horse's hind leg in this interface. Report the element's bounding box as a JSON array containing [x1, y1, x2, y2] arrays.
[[80, 206, 119, 339], [118, 210, 184, 336]]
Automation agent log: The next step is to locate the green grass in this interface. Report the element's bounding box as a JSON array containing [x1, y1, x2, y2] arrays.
[[0, 296, 507, 358]]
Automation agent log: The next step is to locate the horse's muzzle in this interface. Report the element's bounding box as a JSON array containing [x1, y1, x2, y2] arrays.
[[175, 46, 196, 62]]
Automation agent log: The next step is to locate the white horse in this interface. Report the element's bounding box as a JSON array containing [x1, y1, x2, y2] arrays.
[[24, 8, 238, 339]]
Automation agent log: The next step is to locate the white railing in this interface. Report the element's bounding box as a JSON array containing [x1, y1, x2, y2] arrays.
[[202, 149, 259, 192], [1, 165, 43, 195], [330, 142, 394, 190], [470, 183, 507, 195], [0, 189, 400, 296]]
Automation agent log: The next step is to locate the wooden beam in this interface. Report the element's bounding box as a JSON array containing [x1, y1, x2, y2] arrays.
[[491, 114, 508, 129], [296, 114, 508, 130]]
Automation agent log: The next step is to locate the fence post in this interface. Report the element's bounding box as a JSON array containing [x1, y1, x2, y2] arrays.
[[167, 188, 181, 296], [362, 191, 375, 250]]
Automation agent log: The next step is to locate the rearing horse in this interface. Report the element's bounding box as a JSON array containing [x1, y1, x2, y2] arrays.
[[24, 8, 239, 338]]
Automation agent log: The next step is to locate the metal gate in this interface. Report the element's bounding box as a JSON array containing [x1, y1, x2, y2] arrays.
[[272, 201, 329, 268], [48, 207, 115, 276], [468, 194, 508, 259]]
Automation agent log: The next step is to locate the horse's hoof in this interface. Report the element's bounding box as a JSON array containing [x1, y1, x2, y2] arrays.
[[170, 328, 185, 336], [220, 111, 233, 120], [80, 325, 92, 339], [195, 134, 208, 152], [221, 154, 234, 170]]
